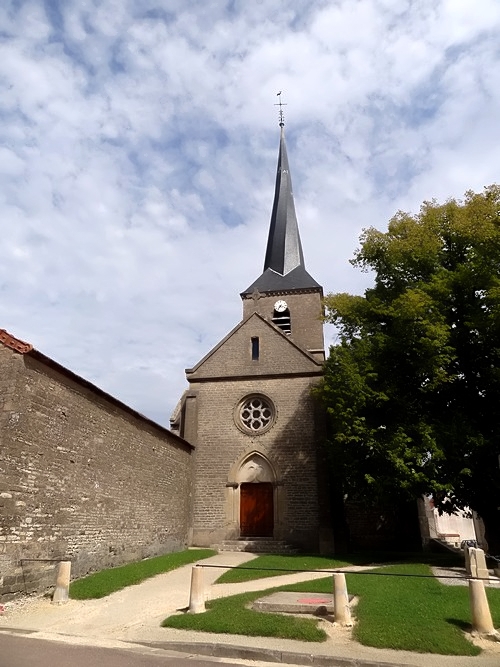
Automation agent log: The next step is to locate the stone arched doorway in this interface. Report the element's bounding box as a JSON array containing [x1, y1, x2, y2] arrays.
[[229, 452, 278, 539]]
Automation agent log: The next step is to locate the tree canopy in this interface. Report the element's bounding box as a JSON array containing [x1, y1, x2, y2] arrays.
[[317, 185, 500, 552]]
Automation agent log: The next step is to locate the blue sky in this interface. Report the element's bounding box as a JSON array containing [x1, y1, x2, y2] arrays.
[[2, 0, 500, 425]]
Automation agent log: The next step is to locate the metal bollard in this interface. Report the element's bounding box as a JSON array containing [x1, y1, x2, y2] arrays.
[[333, 572, 352, 626], [52, 561, 71, 604], [188, 565, 205, 614]]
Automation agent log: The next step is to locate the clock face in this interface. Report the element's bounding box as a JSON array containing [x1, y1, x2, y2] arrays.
[[274, 299, 288, 313]]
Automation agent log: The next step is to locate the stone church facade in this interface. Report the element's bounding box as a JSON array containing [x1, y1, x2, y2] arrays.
[[171, 127, 329, 552]]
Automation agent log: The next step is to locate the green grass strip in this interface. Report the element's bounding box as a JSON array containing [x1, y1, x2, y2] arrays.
[[70, 549, 216, 599], [164, 562, 500, 655], [214, 551, 462, 584], [215, 554, 367, 583], [287, 565, 500, 655], [162, 588, 326, 641], [347, 563, 496, 656]]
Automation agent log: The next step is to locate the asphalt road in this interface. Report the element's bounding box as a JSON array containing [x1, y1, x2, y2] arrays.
[[0, 633, 267, 667]]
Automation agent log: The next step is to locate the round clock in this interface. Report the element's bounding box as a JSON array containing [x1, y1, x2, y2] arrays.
[[274, 300, 288, 313]]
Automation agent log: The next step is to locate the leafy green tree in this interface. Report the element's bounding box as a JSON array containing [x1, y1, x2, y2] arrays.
[[317, 185, 500, 554]]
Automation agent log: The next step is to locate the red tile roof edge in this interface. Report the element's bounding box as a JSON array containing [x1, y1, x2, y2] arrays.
[[0, 329, 33, 354], [0, 328, 194, 450]]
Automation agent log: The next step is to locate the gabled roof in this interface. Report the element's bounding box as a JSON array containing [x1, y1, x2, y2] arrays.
[[0, 328, 193, 449], [186, 311, 323, 381], [241, 127, 321, 296]]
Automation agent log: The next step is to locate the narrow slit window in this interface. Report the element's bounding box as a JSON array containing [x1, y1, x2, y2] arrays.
[[251, 337, 259, 361]]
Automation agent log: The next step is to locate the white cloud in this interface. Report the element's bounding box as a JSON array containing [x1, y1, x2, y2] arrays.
[[1, 0, 500, 424]]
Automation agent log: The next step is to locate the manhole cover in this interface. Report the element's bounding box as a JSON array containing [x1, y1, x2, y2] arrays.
[[297, 597, 331, 604]]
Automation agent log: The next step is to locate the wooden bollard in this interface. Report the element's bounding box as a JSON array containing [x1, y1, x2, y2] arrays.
[[52, 561, 71, 604], [188, 565, 205, 614], [469, 579, 500, 639], [333, 572, 352, 626]]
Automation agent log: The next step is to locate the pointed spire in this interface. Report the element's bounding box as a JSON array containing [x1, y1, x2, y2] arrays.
[[264, 126, 304, 276], [241, 127, 321, 296]]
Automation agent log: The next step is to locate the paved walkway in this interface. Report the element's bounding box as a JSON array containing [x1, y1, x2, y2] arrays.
[[1, 552, 500, 667]]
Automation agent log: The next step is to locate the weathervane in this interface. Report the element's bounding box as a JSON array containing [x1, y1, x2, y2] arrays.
[[275, 91, 287, 127]]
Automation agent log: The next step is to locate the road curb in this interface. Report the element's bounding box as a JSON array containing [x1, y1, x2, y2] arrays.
[[138, 640, 412, 667]]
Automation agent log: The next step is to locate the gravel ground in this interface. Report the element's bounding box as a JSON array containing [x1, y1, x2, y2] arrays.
[[432, 566, 500, 587]]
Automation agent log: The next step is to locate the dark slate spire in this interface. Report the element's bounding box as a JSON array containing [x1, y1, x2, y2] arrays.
[[264, 126, 304, 275], [242, 127, 321, 295]]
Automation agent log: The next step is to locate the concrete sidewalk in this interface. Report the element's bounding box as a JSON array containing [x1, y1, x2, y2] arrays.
[[1, 552, 499, 667]]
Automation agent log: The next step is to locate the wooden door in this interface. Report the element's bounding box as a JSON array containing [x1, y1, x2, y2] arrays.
[[240, 482, 274, 537]]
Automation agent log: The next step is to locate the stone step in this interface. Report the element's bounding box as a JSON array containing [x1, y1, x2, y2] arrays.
[[431, 537, 463, 555], [214, 539, 298, 554]]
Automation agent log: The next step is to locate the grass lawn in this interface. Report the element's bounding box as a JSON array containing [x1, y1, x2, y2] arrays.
[[214, 551, 462, 584], [348, 563, 495, 655], [215, 554, 361, 584], [164, 561, 500, 655], [162, 588, 326, 641], [70, 549, 216, 599], [298, 564, 500, 655]]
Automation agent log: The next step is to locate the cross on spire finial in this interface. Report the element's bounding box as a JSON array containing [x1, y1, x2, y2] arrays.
[[275, 91, 287, 127]]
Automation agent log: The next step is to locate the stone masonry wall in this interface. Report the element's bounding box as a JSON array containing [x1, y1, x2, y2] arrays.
[[0, 346, 193, 601]]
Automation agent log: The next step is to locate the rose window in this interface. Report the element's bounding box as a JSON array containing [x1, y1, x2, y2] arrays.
[[238, 396, 274, 433]]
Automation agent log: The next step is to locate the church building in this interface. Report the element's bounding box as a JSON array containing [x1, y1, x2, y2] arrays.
[[171, 124, 329, 552], [2, 122, 483, 603]]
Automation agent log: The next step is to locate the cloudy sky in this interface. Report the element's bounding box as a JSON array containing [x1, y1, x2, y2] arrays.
[[2, 0, 500, 426]]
